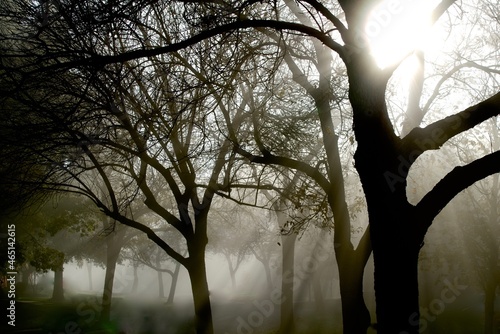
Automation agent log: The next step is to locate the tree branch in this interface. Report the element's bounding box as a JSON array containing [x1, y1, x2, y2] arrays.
[[416, 150, 500, 227], [298, 0, 348, 38], [402, 92, 500, 156], [235, 146, 331, 193], [430, 0, 457, 24], [30, 20, 345, 73], [100, 207, 188, 266]]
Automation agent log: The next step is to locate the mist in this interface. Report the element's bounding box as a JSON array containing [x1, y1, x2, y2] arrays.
[[1, 0, 499, 333]]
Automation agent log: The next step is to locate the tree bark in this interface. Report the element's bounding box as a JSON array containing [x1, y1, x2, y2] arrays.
[[157, 270, 165, 299], [100, 229, 124, 322], [186, 248, 213, 334], [370, 220, 421, 333], [51, 267, 64, 301], [337, 247, 372, 334], [346, 54, 426, 333]]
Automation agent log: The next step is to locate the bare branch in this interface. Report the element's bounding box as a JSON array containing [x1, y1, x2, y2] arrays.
[[100, 207, 188, 266], [416, 150, 500, 228], [234, 146, 331, 193], [402, 91, 500, 156], [22, 20, 345, 74]]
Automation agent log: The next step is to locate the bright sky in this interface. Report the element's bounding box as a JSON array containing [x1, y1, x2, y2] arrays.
[[364, 0, 442, 69]]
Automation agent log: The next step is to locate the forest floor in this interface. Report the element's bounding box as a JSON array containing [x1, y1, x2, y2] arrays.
[[0, 292, 486, 334]]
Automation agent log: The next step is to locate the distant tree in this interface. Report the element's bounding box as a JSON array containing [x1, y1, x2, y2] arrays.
[[207, 201, 257, 290], [7, 196, 96, 301], [246, 216, 281, 293], [458, 118, 500, 334], [123, 229, 186, 303]]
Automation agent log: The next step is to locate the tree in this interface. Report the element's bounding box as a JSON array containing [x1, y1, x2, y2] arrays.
[[123, 228, 186, 303], [0, 2, 253, 333], [2, 1, 500, 333], [6, 196, 96, 301], [207, 202, 256, 290], [457, 117, 500, 334]]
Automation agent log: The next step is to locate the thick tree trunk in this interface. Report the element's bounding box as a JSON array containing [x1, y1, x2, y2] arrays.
[[356, 159, 423, 333], [51, 267, 64, 301], [186, 250, 213, 334], [278, 232, 297, 334], [371, 225, 421, 333], [337, 252, 371, 334], [347, 55, 426, 333]]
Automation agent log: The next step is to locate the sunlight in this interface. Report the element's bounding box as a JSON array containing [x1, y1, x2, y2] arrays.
[[364, 0, 441, 69]]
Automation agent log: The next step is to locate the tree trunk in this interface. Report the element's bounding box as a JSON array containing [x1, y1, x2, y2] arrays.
[[186, 249, 213, 334], [131, 262, 138, 293], [224, 253, 237, 289], [356, 160, 423, 333], [20, 265, 35, 296], [337, 253, 371, 333], [347, 55, 427, 333], [278, 232, 297, 334], [371, 225, 421, 333], [484, 281, 496, 334], [100, 231, 123, 322], [156, 251, 165, 298], [252, 247, 274, 293], [157, 270, 165, 298], [263, 257, 273, 293], [167, 260, 181, 305], [315, 80, 372, 333], [86, 261, 93, 291], [51, 267, 64, 301]]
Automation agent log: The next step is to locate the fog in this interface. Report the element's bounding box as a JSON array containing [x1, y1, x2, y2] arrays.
[[1, 0, 499, 333], [13, 200, 494, 334]]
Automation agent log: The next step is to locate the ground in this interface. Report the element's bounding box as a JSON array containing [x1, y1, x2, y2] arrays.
[[0, 293, 486, 333]]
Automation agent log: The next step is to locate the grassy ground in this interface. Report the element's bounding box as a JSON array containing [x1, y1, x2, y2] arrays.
[[0, 293, 487, 334]]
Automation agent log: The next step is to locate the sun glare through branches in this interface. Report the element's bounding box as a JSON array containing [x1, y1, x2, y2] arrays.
[[364, 0, 441, 69]]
